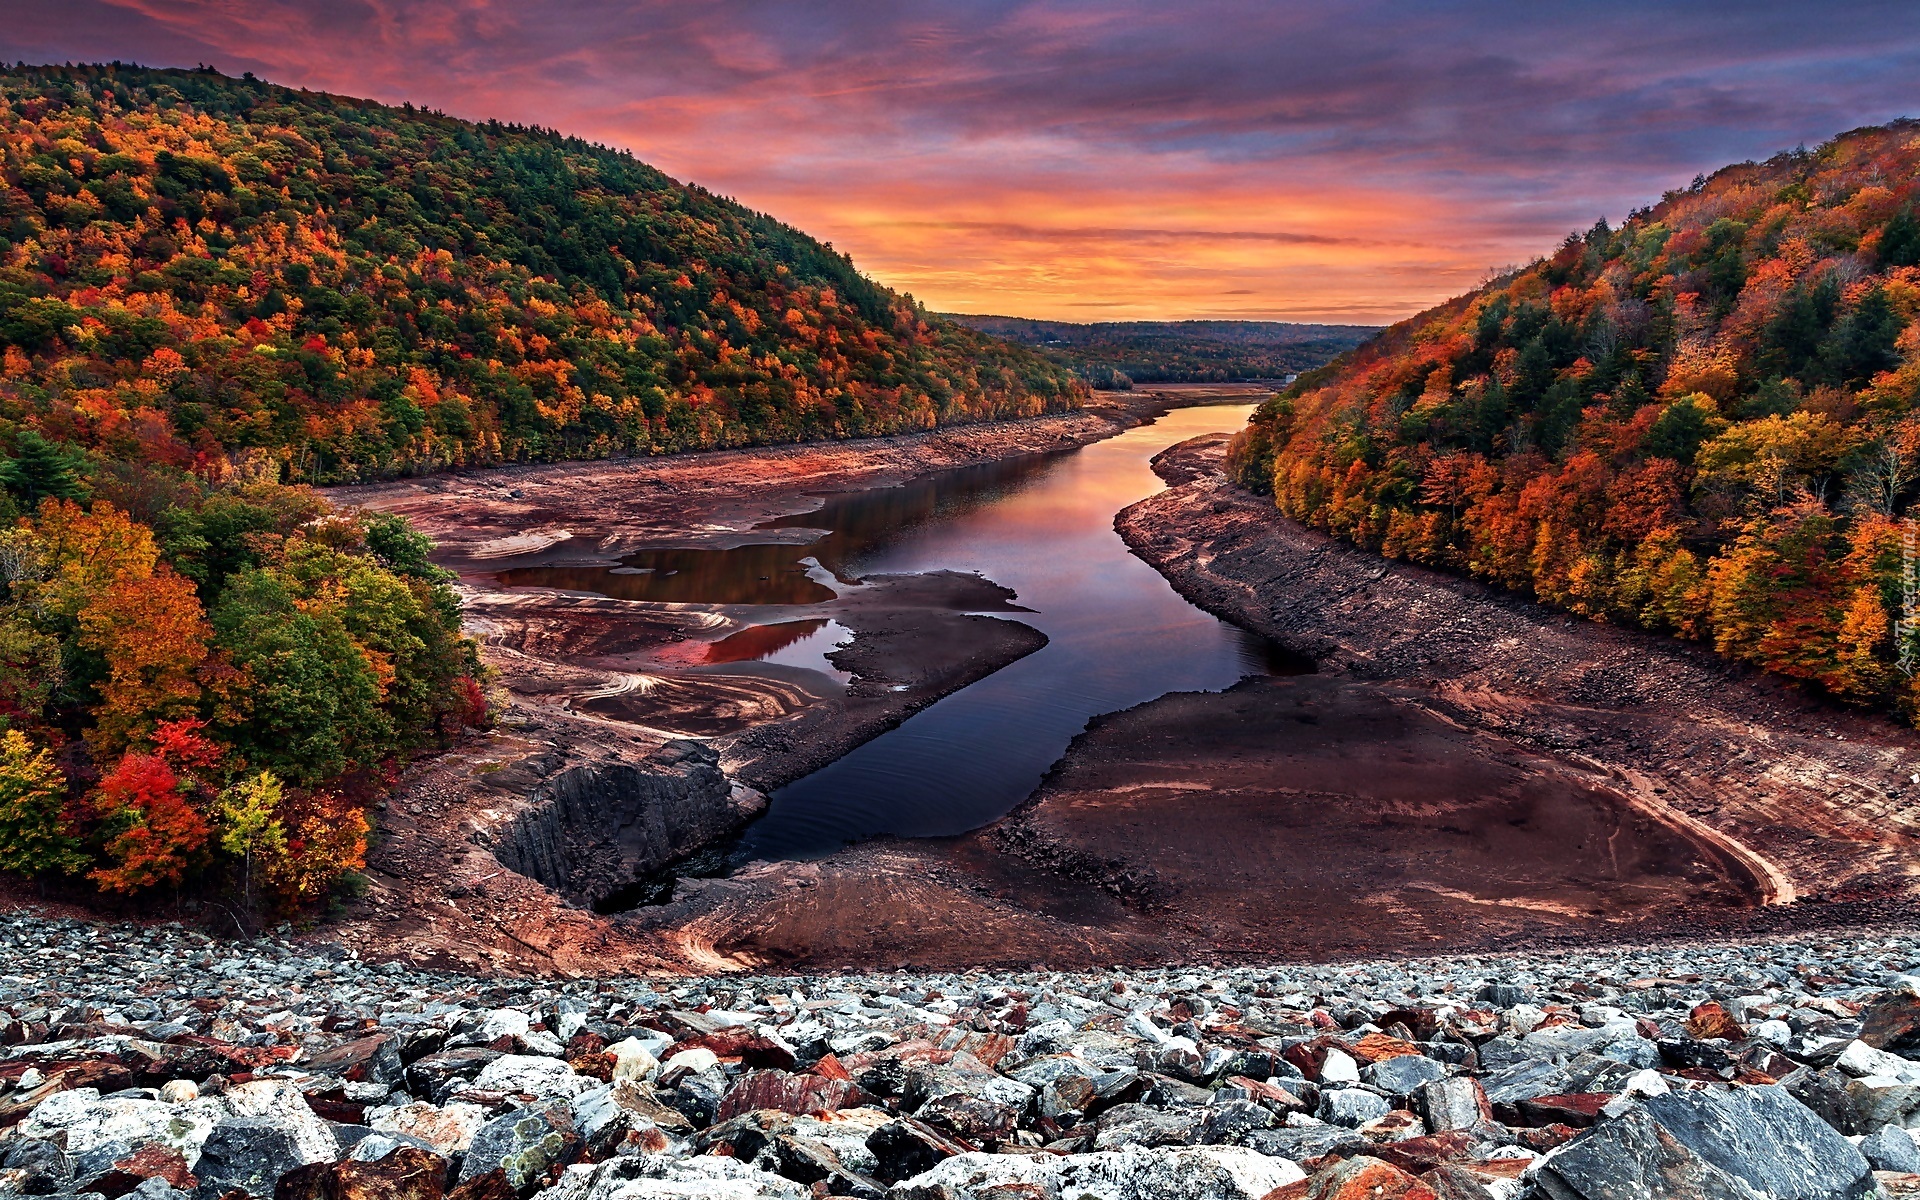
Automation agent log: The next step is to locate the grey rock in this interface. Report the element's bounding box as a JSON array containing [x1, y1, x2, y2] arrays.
[[1860, 1124, 1920, 1172], [1317, 1086, 1391, 1128], [1363, 1054, 1447, 1096], [1642, 1085, 1875, 1200]]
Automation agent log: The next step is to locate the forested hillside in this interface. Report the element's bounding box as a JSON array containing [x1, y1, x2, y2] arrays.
[[0, 65, 1058, 915], [0, 64, 1084, 486], [948, 315, 1373, 388], [1229, 121, 1920, 718]]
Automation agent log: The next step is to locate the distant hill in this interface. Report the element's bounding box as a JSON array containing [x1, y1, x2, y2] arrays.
[[1229, 119, 1920, 719], [0, 65, 1084, 485], [942, 315, 1377, 388]]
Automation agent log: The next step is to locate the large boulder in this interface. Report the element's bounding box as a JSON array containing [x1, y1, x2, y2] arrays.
[[1531, 1108, 1763, 1199], [1639, 1085, 1874, 1200], [455, 1102, 584, 1198]]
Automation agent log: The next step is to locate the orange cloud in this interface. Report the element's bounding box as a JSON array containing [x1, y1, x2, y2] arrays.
[[6, 0, 1915, 322]]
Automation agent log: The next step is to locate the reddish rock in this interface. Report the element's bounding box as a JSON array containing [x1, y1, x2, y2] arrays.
[[1282, 1036, 1352, 1080], [305, 1035, 404, 1086], [1514, 1123, 1580, 1152], [1378, 1009, 1441, 1041], [94, 1145, 197, 1197], [939, 1031, 1016, 1068], [444, 1169, 514, 1200], [715, 1069, 864, 1122], [694, 1028, 797, 1071], [812, 1053, 853, 1082], [1685, 1002, 1745, 1042], [1227, 1075, 1309, 1114], [1861, 993, 1920, 1051], [1350, 1032, 1424, 1064], [1298, 1156, 1439, 1200], [275, 1148, 448, 1200], [1516, 1094, 1611, 1129], [1373, 1131, 1478, 1172]]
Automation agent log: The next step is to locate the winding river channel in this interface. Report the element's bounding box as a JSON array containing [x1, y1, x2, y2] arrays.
[[740, 402, 1295, 858]]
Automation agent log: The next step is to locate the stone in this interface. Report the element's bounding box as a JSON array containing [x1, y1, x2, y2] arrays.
[[1420, 1165, 1495, 1200], [222, 1080, 342, 1167], [467, 1056, 593, 1102], [1862, 1125, 1920, 1173], [368, 1103, 487, 1158], [891, 1151, 1060, 1200], [1414, 1077, 1492, 1134], [1091, 1104, 1202, 1150], [19, 1090, 220, 1172], [713, 1069, 862, 1122], [305, 1037, 406, 1091], [272, 1146, 449, 1200], [407, 1050, 504, 1105], [1, 1136, 72, 1194], [1859, 993, 1920, 1053], [602, 1041, 656, 1084], [1685, 1003, 1746, 1043], [1198, 1099, 1275, 1145], [1297, 1155, 1438, 1200], [540, 1153, 807, 1200], [1516, 1094, 1611, 1130], [1531, 1107, 1763, 1199], [1481, 1060, 1572, 1112], [865, 1118, 974, 1184], [1364, 1055, 1447, 1097], [456, 1102, 583, 1198], [194, 1118, 324, 1199], [1641, 1084, 1875, 1200], [1317, 1087, 1391, 1128], [1056, 1144, 1305, 1200]]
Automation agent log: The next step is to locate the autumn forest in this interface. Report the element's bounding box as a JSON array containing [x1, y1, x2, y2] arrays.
[[1230, 122, 1920, 723], [0, 64, 1079, 914]]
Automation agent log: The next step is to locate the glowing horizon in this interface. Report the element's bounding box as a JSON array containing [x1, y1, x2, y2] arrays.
[[6, 1, 1917, 324]]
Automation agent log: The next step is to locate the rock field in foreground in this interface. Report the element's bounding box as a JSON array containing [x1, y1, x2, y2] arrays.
[[4, 919, 1920, 1199]]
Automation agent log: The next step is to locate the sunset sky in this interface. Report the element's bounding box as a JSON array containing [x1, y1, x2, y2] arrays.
[[4, 1, 1917, 324]]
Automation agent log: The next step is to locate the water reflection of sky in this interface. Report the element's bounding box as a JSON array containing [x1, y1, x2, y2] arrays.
[[743, 404, 1303, 859]]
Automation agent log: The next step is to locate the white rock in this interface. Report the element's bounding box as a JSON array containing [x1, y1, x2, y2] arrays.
[[607, 1037, 661, 1083], [542, 1152, 807, 1200], [19, 1090, 219, 1164], [661, 1047, 720, 1077], [479, 1008, 532, 1043], [897, 1152, 1061, 1198], [1319, 1048, 1361, 1085], [1838, 1039, 1920, 1083], [368, 1100, 487, 1155], [159, 1080, 198, 1104], [1752, 1020, 1792, 1046], [221, 1078, 339, 1165], [470, 1053, 595, 1099], [1057, 1145, 1305, 1200]]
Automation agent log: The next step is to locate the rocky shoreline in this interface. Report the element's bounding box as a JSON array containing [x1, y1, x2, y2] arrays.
[[3, 915, 1918, 1199], [1115, 434, 1920, 926]]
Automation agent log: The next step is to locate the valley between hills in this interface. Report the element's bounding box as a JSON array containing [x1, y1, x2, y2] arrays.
[[302, 387, 1920, 979]]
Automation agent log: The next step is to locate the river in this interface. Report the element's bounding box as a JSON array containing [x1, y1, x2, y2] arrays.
[[740, 402, 1295, 858]]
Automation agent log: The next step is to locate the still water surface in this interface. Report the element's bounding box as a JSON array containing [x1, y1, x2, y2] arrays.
[[508, 404, 1293, 859]]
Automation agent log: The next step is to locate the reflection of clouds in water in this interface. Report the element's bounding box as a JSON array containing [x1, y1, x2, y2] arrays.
[[745, 405, 1310, 859], [704, 618, 855, 683]]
